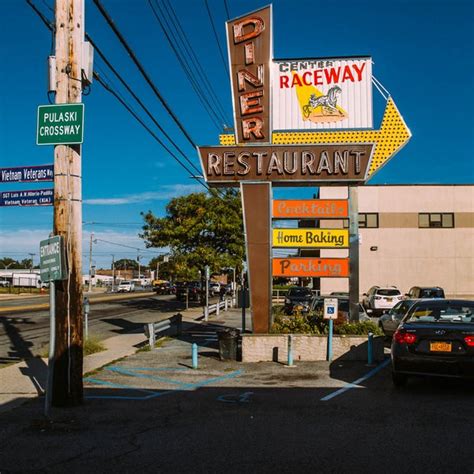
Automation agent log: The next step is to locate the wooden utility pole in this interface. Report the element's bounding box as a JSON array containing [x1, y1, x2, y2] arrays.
[[52, 0, 84, 406]]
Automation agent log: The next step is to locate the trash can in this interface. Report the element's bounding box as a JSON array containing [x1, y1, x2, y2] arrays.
[[216, 328, 240, 361]]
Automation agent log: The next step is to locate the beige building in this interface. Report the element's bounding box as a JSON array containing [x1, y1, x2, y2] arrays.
[[319, 185, 474, 298]]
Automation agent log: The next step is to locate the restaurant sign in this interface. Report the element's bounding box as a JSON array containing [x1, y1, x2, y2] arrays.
[[198, 144, 374, 186]]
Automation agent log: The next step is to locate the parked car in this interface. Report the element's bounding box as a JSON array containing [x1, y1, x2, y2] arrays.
[[310, 296, 371, 322], [153, 281, 175, 295], [176, 281, 203, 302], [379, 299, 418, 338], [284, 286, 314, 314], [362, 286, 403, 315], [391, 299, 474, 386], [0, 280, 10, 287], [209, 281, 221, 296], [405, 286, 445, 299], [117, 281, 135, 293]]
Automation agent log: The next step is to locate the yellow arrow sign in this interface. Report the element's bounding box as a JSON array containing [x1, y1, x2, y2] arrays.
[[219, 97, 411, 178]]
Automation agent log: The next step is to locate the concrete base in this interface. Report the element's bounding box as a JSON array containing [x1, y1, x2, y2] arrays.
[[242, 334, 384, 363]]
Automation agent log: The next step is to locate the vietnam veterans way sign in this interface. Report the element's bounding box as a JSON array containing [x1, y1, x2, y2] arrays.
[[37, 104, 84, 145]]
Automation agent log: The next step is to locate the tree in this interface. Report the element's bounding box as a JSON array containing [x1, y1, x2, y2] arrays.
[[114, 258, 139, 270], [141, 189, 245, 280]]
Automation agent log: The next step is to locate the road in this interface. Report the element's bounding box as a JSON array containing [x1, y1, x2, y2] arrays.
[[0, 293, 204, 366]]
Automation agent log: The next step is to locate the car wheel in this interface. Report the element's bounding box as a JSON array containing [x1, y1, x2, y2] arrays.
[[392, 371, 407, 387]]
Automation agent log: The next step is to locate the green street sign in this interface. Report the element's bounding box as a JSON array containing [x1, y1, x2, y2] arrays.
[[37, 104, 84, 145], [40, 236, 66, 282]]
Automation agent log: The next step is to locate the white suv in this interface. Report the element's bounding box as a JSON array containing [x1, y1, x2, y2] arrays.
[[117, 281, 135, 293], [362, 286, 403, 315]]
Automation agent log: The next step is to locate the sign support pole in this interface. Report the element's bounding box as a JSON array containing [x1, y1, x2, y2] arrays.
[[349, 186, 360, 322], [44, 281, 56, 418], [52, 0, 84, 406]]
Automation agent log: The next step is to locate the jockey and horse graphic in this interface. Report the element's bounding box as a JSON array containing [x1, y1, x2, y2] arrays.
[[302, 85, 344, 119]]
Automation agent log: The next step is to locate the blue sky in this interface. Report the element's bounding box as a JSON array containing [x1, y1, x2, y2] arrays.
[[0, 0, 473, 270]]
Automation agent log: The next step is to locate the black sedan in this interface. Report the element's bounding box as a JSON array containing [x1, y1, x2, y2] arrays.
[[391, 299, 474, 386]]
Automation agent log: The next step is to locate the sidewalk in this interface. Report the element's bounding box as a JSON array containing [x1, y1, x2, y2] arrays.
[[0, 303, 245, 414]]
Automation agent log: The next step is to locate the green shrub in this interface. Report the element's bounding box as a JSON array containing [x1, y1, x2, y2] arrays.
[[334, 320, 383, 336]]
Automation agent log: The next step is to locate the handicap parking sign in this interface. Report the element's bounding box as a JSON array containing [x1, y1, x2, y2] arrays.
[[324, 298, 338, 320]]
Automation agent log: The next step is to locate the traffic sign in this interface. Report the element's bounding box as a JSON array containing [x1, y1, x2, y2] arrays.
[[324, 298, 339, 320], [0, 165, 53, 183], [0, 188, 53, 207], [40, 236, 66, 282], [37, 104, 84, 145]]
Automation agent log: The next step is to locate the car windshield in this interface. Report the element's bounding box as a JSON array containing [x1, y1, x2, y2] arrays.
[[405, 302, 474, 324], [419, 288, 444, 298], [120, 281, 130, 285], [376, 289, 400, 296], [288, 287, 312, 297]]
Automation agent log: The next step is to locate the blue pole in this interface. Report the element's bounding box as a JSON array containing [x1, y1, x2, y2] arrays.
[[328, 319, 333, 362], [368, 332, 373, 365], [192, 343, 198, 369], [288, 335, 293, 366]]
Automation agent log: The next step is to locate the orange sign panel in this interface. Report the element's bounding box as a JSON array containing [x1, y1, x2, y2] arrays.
[[273, 199, 348, 218], [272, 258, 349, 277]]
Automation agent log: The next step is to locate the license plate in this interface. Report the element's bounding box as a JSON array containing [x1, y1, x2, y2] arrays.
[[386, 297, 392, 302], [430, 341, 452, 352]]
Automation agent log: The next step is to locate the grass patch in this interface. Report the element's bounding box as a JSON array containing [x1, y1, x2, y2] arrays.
[[40, 337, 106, 358]]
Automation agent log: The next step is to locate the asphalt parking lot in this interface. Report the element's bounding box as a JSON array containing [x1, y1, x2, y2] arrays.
[[1, 326, 473, 474]]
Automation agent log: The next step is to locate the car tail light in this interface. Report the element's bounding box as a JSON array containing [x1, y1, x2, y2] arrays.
[[464, 336, 474, 347], [394, 329, 417, 345], [375, 296, 382, 300]]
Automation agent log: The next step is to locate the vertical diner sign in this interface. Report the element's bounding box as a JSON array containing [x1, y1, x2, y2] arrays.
[[226, 6, 272, 144]]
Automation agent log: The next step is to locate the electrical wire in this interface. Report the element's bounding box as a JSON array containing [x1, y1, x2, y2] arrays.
[[147, 0, 224, 130], [94, 72, 212, 193], [92, 0, 197, 149], [93, 238, 167, 255], [204, 0, 230, 78], [160, 0, 231, 126], [223, 0, 231, 20]]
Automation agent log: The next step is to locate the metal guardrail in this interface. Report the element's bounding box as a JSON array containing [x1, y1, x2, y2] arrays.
[[204, 298, 234, 321], [144, 313, 182, 349]]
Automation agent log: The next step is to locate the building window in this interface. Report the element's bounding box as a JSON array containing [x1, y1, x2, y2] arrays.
[[343, 213, 379, 228], [418, 213, 454, 228]]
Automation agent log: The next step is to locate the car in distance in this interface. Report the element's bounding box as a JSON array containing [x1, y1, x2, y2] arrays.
[[117, 281, 135, 293], [153, 281, 175, 295], [310, 296, 371, 322], [284, 286, 314, 314], [362, 286, 403, 316], [391, 299, 474, 386], [209, 281, 221, 296], [176, 281, 203, 302], [405, 286, 445, 299], [379, 299, 417, 338]]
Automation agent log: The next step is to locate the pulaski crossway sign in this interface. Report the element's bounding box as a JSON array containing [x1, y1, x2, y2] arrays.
[[198, 144, 374, 186]]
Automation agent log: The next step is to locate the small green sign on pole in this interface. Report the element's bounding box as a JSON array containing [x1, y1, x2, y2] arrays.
[[37, 103, 84, 145], [40, 236, 66, 282]]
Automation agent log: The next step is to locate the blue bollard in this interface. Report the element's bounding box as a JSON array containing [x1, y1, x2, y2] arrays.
[[368, 332, 374, 365], [287, 335, 293, 366], [327, 319, 334, 362], [192, 343, 198, 369]]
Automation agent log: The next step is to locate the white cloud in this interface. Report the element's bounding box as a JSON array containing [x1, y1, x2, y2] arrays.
[[84, 184, 203, 205]]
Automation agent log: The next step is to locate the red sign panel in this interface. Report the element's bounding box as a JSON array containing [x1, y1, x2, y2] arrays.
[[273, 200, 348, 219], [272, 258, 349, 277]]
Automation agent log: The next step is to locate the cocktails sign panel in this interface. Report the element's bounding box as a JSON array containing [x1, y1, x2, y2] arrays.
[[272, 57, 372, 131], [273, 199, 348, 219]]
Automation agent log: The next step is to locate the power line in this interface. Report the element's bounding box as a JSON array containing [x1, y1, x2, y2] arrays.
[[92, 0, 197, 149], [160, 0, 231, 125], [223, 0, 231, 20], [94, 73, 212, 193], [93, 238, 167, 255], [147, 0, 224, 130], [204, 0, 229, 78]]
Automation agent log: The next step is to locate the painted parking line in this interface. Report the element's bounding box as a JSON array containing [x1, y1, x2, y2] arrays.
[[85, 367, 243, 401], [320, 358, 391, 402]]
